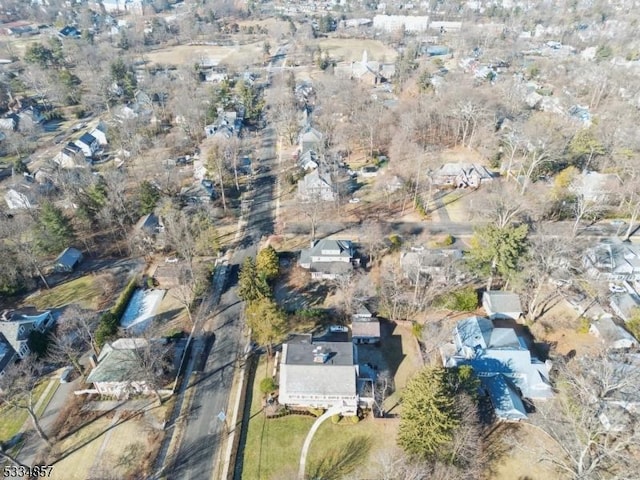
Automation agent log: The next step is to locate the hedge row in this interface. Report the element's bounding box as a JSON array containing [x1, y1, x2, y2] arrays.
[[96, 276, 139, 349]]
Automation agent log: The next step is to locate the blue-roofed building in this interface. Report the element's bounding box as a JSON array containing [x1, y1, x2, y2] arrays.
[[54, 247, 83, 273], [75, 132, 99, 158], [442, 316, 553, 421]]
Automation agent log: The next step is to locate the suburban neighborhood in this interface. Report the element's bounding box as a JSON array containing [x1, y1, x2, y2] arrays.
[[1, 0, 640, 479]]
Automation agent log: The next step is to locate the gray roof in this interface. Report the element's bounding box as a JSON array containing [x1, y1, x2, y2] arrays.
[[280, 341, 357, 399], [482, 374, 528, 421], [0, 335, 16, 374], [483, 291, 522, 314], [309, 261, 353, 275], [55, 247, 82, 268], [283, 341, 354, 366], [86, 338, 148, 384], [351, 319, 381, 338], [78, 132, 96, 146]]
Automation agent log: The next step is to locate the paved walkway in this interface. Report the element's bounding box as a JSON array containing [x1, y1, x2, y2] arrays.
[[298, 406, 345, 480]]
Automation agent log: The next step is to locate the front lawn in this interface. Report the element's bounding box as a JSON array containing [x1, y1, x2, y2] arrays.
[[0, 379, 50, 442], [241, 358, 314, 480], [27, 275, 106, 310]]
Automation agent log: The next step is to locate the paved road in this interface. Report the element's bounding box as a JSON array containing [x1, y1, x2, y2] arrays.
[[164, 64, 281, 479]]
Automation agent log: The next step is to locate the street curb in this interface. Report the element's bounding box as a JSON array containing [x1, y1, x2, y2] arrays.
[[218, 341, 251, 480]]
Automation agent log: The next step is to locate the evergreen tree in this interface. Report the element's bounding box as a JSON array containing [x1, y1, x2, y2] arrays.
[[256, 245, 279, 282], [138, 180, 160, 215], [238, 257, 270, 303], [245, 298, 287, 356], [398, 366, 479, 461], [466, 223, 528, 290], [34, 203, 75, 255]]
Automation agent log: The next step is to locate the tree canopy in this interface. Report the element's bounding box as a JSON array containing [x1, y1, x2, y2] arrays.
[[238, 257, 271, 303], [398, 365, 479, 462], [34, 202, 76, 255], [466, 223, 528, 289], [138, 180, 160, 215], [256, 245, 279, 281], [245, 297, 287, 356]]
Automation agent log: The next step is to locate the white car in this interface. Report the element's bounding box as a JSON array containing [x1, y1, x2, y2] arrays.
[[329, 325, 349, 333], [609, 283, 626, 294], [348, 198, 361, 204]]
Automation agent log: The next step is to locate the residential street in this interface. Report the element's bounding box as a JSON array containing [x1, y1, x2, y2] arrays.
[[161, 67, 281, 479]]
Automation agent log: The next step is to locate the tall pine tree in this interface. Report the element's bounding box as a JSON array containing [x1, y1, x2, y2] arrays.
[[238, 257, 270, 303], [35, 203, 75, 254]]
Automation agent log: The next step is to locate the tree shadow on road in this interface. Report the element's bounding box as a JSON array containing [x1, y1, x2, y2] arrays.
[[306, 435, 373, 480]]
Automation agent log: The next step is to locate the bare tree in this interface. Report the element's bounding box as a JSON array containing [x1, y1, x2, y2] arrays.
[[205, 140, 228, 212], [468, 181, 526, 228], [570, 193, 609, 236], [47, 305, 99, 373], [535, 354, 640, 479], [0, 359, 52, 447]]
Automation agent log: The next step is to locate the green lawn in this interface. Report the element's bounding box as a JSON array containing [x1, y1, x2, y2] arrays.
[[0, 379, 50, 442], [27, 275, 103, 310], [241, 358, 400, 480]]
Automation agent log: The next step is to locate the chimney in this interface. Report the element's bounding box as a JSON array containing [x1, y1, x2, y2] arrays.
[[313, 346, 330, 363]]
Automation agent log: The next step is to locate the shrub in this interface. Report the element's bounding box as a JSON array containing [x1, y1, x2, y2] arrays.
[[260, 377, 277, 395], [411, 322, 423, 339], [436, 286, 478, 311], [348, 415, 360, 424], [576, 317, 590, 334], [388, 234, 402, 252], [429, 234, 454, 248], [331, 414, 341, 424], [308, 408, 324, 417]]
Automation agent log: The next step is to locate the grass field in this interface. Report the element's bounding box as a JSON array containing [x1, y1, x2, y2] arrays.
[[144, 42, 266, 67], [0, 380, 50, 442], [26, 275, 105, 310], [315, 38, 398, 63]]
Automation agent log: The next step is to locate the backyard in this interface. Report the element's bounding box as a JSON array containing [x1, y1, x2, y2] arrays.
[[25, 274, 113, 310]]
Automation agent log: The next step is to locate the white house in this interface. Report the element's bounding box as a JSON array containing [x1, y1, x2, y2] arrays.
[[278, 340, 361, 414], [299, 239, 358, 280], [482, 291, 523, 320], [90, 123, 108, 146], [297, 170, 336, 202], [75, 132, 100, 158]]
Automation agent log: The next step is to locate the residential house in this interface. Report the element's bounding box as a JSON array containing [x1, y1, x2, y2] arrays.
[[131, 213, 165, 251], [53, 247, 83, 273], [610, 293, 640, 323], [90, 123, 108, 146], [75, 132, 100, 159], [482, 291, 523, 320], [570, 171, 621, 203], [0, 309, 55, 358], [351, 306, 381, 345], [299, 126, 323, 156], [85, 338, 165, 399], [152, 264, 186, 289], [431, 163, 494, 188], [55, 143, 87, 168], [299, 239, 358, 280], [18, 106, 45, 128], [4, 178, 50, 209], [441, 316, 553, 421], [334, 50, 395, 85], [98, 0, 147, 14], [204, 110, 243, 139], [58, 25, 81, 38], [0, 336, 16, 378], [297, 170, 336, 202], [180, 179, 216, 204], [278, 338, 363, 414], [298, 150, 319, 171], [399, 248, 463, 285], [583, 241, 640, 281], [589, 315, 638, 350]]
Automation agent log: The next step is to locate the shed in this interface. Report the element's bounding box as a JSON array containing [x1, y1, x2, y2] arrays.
[[483, 291, 523, 320], [351, 319, 381, 345], [54, 247, 83, 273]]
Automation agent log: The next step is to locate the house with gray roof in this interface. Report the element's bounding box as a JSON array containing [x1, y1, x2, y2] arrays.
[[299, 239, 358, 280], [571, 171, 621, 203], [399, 248, 463, 286], [86, 338, 161, 399], [584, 241, 640, 281], [609, 293, 640, 323], [431, 163, 493, 189], [482, 291, 523, 320], [298, 126, 323, 155], [351, 305, 381, 344], [278, 339, 361, 414], [441, 316, 553, 421], [53, 247, 83, 273], [0, 336, 16, 377], [297, 169, 336, 202], [75, 132, 100, 159], [0, 309, 55, 358], [589, 315, 638, 350]]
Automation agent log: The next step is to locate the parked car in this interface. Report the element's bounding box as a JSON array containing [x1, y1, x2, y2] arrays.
[[349, 198, 361, 204], [60, 366, 73, 383], [609, 283, 626, 294], [329, 325, 348, 333]]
